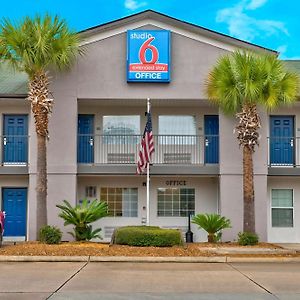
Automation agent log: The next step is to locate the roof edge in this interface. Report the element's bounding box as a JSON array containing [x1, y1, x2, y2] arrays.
[[0, 94, 27, 98], [79, 9, 277, 54]]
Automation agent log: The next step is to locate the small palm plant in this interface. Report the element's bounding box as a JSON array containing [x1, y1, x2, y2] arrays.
[[192, 213, 231, 243], [56, 199, 108, 241]]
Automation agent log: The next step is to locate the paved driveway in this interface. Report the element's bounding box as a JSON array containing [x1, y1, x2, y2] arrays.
[[0, 262, 299, 299]]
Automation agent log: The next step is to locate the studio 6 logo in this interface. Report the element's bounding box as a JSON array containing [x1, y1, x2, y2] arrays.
[[127, 30, 171, 82], [139, 37, 159, 64]]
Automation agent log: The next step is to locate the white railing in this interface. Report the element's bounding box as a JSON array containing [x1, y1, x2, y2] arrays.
[[268, 137, 299, 166], [77, 134, 219, 165], [0, 135, 29, 165]]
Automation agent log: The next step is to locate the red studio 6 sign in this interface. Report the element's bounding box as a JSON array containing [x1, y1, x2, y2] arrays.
[[127, 30, 171, 82]]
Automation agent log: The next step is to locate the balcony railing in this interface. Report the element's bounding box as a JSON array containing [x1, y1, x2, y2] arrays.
[[77, 134, 219, 165], [268, 137, 299, 166], [0, 135, 29, 165]]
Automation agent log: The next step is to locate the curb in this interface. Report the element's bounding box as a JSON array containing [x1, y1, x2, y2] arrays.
[[0, 255, 299, 263], [89, 256, 226, 263], [226, 256, 300, 263], [0, 256, 89, 262]]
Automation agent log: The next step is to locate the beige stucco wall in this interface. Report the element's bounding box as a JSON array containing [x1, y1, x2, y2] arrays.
[[77, 176, 218, 242], [32, 25, 230, 240]]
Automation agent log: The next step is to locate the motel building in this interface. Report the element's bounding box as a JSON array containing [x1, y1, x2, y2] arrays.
[[0, 10, 300, 243]]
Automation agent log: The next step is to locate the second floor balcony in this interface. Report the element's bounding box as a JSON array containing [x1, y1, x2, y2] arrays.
[[268, 136, 300, 175], [0, 135, 29, 174], [268, 137, 298, 166], [77, 134, 219, 168]]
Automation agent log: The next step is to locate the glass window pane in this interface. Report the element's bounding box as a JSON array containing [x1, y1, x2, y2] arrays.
[[103, 116, 140, 135], [100, 187, 138, 218], [158, 116, 196, 145], [158, 116, 196, 135], [157, 187, 195, 217], [272, 208, 293, 227], [158, 188, 166, 195], [272, 189, 293, 207], [173, 194, 179, 210], [103, 116, 140, 144], [100, 188, 107, 194], [107, 188, 115, 194]]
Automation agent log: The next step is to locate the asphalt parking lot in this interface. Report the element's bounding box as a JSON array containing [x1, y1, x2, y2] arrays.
[[0, 262, 299, 300]]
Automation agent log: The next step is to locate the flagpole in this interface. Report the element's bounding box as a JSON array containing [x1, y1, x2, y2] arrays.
[[146, 98, 151, 226]]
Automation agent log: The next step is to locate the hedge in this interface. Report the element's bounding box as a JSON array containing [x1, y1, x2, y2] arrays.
[[114, 226, 183, 247], [39, 225, 62, 244]]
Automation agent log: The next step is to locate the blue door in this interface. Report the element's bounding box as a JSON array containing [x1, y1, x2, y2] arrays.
[[270, 116, 294, 165], [204, 115, 219, 164], [3, 115, 28, 163], [2, 188, 27, 237], [77, 115, 94, 163]]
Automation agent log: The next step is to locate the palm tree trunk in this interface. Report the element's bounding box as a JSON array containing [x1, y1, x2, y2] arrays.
[[27, 71, 53, 239], [243, 145, 255, 233], [36, 133, 47, 232], [236, 104, 260, 234], [207, 233, 215, 243]]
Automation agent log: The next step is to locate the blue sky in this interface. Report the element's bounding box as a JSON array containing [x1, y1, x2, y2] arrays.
[[0, 0, 299, 59]]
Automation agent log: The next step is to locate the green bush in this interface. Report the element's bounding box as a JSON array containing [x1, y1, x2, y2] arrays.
[[39, 225, 62, 244], [114, 226, 183, 247], [238, 232, 259, 246], [56, 199, 108, 241], [192, 213, 231, 243]]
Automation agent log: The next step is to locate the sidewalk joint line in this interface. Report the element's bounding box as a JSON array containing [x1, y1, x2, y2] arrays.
[[227, 262, 280, 300], [46, 259, 89, 300]]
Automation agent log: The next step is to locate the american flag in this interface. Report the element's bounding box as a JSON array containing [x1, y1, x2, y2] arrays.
[[137, 111, 154, 174]]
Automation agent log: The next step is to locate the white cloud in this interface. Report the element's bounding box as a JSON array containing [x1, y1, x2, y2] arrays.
[[216, 0, 288, 42], [277, 46, 300, 60], [246, 0, 267, 10], [277, 45, 287, 55], [124, 0, 147, 11]]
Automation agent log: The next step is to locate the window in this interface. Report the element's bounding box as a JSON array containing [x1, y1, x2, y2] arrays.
[[271, 189, 293, 227], [103, 116, 140, 144], [85, 186, 97, 198], [100, 188, 138, 217], [158, 115, 196, 144], [157, 188, 195, 217]]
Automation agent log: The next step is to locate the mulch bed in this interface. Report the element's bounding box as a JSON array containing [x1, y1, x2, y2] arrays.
[[0, 241, 296, 257]]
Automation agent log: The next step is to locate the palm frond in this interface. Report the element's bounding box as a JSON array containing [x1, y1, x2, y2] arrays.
[[0, 14, 82, 77], [206, 50, 299, 114], [56, 199, 108, 241], [192, 213, 231, 235]]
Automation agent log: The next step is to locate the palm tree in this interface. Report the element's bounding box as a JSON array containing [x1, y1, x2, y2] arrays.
[[0, 15, 81, 237], [192, 213, 231, 243], [206, 51, 299, 234]]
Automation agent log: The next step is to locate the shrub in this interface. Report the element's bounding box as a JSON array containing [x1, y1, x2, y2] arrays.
[[238, 232, 259, 246], [39, 225, 62, 244], [114, 226, 183, 247], [56, 199, 108, 241], [192, 213, 231, 243]]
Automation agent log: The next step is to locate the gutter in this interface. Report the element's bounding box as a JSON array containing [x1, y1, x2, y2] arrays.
[[0, 94, 27, 98]]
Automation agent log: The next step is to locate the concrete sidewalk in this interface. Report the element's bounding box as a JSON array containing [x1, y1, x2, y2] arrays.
[[1, 262, 300, 299], [276, 243, 300, 251]]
